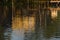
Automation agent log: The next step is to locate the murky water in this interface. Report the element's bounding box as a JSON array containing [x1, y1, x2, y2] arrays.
[[0, 13, 60, 40]]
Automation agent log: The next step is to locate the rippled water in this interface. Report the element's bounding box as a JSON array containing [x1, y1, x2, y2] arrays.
[[3, 27, 60, 40], [0, 16, 60, 40]]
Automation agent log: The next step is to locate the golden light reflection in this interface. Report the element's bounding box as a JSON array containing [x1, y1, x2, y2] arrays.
[[29, 17, 35, 31], [12, 16, 35, 31], [12, 17, 23, 30], [51, 10, 57, 19], [23, 16, 35, 31], [23, 16, 29, 31]]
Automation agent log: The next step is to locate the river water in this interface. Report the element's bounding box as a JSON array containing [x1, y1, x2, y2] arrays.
[[0, 15, 60, 40]]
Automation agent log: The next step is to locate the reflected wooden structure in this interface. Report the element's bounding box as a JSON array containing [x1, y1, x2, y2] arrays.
[[0, 0, 12, 26], [0, 0, 59, 40], [12, 0, 60, 40], [0, 0, 60, 40]]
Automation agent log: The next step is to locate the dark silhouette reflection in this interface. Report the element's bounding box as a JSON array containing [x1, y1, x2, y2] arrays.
[[55, 10, 60, 37], [44, 10, 57, 38], [0, 0, 12, 40], [0, 25, 12, 40], [4, 27, 12, 40], [35, 11, 40, 40], [0, 26, 4, 40]]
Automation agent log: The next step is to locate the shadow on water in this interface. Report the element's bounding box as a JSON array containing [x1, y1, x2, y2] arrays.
[[0, 26, 4, 40], [0, 25, 12, 40]]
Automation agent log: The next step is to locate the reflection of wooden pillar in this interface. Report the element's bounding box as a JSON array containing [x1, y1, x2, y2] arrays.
[[3, 0, 12, 26], [0, 0, 4, 25], [46, 9, 51, 25], [6, 0, 12, 25], [35, 11, 40, 40], [41, 10, 45, 27]]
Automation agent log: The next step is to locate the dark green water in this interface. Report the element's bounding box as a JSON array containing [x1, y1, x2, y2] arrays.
[[0, 13, 60, 40]]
